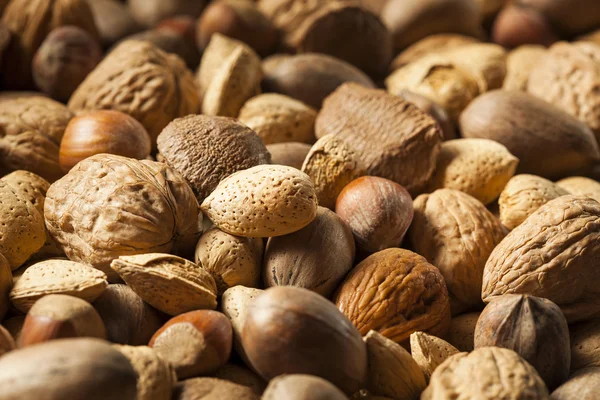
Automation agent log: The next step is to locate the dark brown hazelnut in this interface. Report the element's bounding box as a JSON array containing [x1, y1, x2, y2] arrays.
[[87, 0, 141, 47], [492, 5, 559, 48], [150, 310, 233, 379], [59, 110, 152, 173], [197, 0, 278, 57], [335, 176, 413, 254], [397, 90, 456, 141], [262, 375, 348, 400], [266, 142, 312, 170], [475, 294, 570, 390], [32, 26, 103, 102], [241, 286, 367, 395]]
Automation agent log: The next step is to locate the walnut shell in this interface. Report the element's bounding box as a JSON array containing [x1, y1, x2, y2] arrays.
[[499, 174, 569, 230], [482, 195, 600, 323], [557, 176, 600, 203], [334, 248, 451, 344], [267, 142, 312, 170], [410, 189, 506, 315], [0, 95, 73, 182], [238, 93, 317, 145], [262, 375, 348, 400], [475, 294, 570, 390], [316, 83, 442, 195], [551, 367, 600, 400], [195, 227, 263, 295], [157, 115, 270, 203], [45, 154, 202, 280], [68, 40, 200, 145], [263, 206, 355, 298], [427, 139, 519, 205], [422, 347, 549, 400], [503, 45, 547, 91], [410, 331, 460, 382]]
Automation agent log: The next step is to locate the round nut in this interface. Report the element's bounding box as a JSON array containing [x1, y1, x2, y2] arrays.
[[150, 310, 232, 379], [267, 142, 312, 170], [410, 331, 460, 382], [516, 0, 600, 37], [173, 377, 259, 400], [492, 5, 559, 48], [59, 110, 151, 173], [262, 375, 348, 400], [334, 248, 451, 344], [336, 177, 413, 253], [20, 294, 107, 347], [242, 286, 367, 395], [551, 367, 600, 400], [446, 312, 480, 352]]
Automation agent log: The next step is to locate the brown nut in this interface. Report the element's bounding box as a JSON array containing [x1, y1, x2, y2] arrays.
[[0, 95, 73, 182], [0, 338, 138, 400], [1, 315, 24, 344], [334, 248, 451, 344], [267, 142, 312, 170], [335, 177, 413, 253], [9, 259, 108, 313], [1, 0, 99, 89], [427, 139, 519, 205], [409, 189, 506, 315], [114, 345, 177, 400], [213, 363, 266, 395], [475, 294, 570, 390], [503, 45, 547, 91], [570, 319, 600, 371], [557, 176, 600, 203], [516, 0, 600, 37], [242, 286, 367, 395], [459, 90, 600, 179], [0, 325, 15, 357], [261, 53, 376, 109], [173, 377, 259, 400], [20, 294, 107, 347], [551, 367, 600, 400], [422, 347, 549, 399], [87, 0, 141, 47], [498, 174, 569, 230], [263, 206, 355, 298], [149, 310, 232, 379], [59, 110, 151, 173], [197, 0, 278, 56], [492, 5, 559, 49], [201, 164, 318, 238], [32, 26, 102, 102], [410, 331, 460, 382], [156, 114, 270, 203], [482, 195, 600, 323], [110, 253, 217, 316], [68, 40, 200, 146], [316, 83, 442, 194], [263, 375, 348, 400], [195, 227, 263, 295], [93, 284, 164, 346], [120, 29, 200, 70], [238, 93, 317, 145], [365, 330, 427, 399], [446, 312, 480, 352], [396, 90, 456, 141], [0, 253, 11, 320], [128, 0, 206, 28], [45, 154, 203, 280]]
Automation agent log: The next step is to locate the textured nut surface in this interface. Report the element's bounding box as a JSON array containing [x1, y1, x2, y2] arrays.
[[551, 367, 600, 400], [364, 330, 426, 399], [110, 253, 217, 316], [157, 115, 270, 203], [569, 319, 600, 371], [68, 40, 200, 144], [267, 142, 312, 170], [335, 248, 451, 343], [238, 93, 317, 145], [475, 294, 570, 390], [262, 374, 347, 400], [503, 45, 547, 91], [1, 170, 49, 217], [263, 206, 355, 297], [301, 134, 365, 210], [213, 364, 266, 395], [0, 253, 10, 320], [114, 345, 176, 400], [390, 33, 480, 69], [10, 260, 107, 313], [410, 331, 460, 381], [557, 176, 600, 203], [45, 154, 202, 280], [195, 227, 263, 295], [410, 189, 506, 314], [201, 164, 318, 238], [422, 347, 549, 400], [446, 312, 480, 352], [483, 195, 600, 323], [316, 83, 442, 194], [499, 174, 569, 230], [173, 377, 259, 400], [428, 139, 519, 205], [0, 95, 73, 182]]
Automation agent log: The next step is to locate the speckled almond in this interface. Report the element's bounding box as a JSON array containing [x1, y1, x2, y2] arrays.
[[503, 45, 547, 91], [238, 93, 317, 145], [499, 174, 569, 230], [221, 286, 263, 364], [9, 259, 107, 313], [110, 253, 217, 316], [114, 345, 177, 400], [557, 176, 600, 203], [301, 134, 365, 209], [410, 331, 460, 381], [201, 165, 318, 237], [428, 138, 519, 205]]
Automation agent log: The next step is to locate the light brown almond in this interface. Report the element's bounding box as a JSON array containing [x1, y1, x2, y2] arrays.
[[410, 331, 460, 381], [557, 176, 600, 203]]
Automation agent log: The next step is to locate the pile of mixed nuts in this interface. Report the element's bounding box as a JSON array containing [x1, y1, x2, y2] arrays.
[[1, 0, 600, 399]]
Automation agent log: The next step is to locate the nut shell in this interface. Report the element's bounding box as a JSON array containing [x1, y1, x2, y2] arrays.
[[267, 142, 312, 170], [446, 312, 480, 352], [410, 331, 460, 382], [173, 377, 259, 400], [557, 176, 600, 203], [262, 375, 348, 400], [551, 367, 600, 400], [503, 45, 547, 91], [570, 319, 600, 371]]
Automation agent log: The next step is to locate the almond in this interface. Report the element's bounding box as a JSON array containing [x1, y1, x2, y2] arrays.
[[410, 331, 460, 382], [557, 176, 600, 203]]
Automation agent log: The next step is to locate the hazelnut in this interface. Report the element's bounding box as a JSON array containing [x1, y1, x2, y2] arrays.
[[0, 324, 15, 357], [20, 294, 107, 347], [262, 375, 348, 400], [492, 5, 559, 48], [149, 310, 233, 379], [32, 26, 103, 102], [241, 286, 367, 395], [266, 142, 312, 170], [335, 177, 413, 253], [59, 110, 151, 173]]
